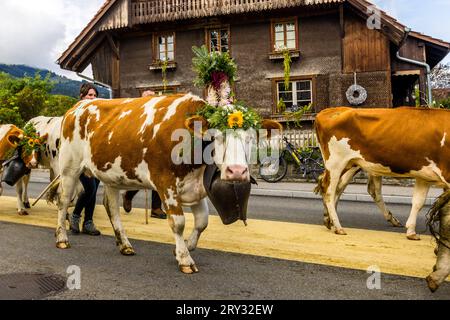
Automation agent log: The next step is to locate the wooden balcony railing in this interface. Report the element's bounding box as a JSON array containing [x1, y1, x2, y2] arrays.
[[131, 0, 339, 25]]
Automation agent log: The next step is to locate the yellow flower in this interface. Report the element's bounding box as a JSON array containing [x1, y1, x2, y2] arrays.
[[28, 139, 35, 147], [227, 111, 244, 128]]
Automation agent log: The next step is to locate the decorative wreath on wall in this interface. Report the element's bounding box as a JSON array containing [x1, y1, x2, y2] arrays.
[[346, 73, 368, 106]]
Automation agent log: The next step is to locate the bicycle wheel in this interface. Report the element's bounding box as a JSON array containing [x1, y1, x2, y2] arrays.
[[304, 159, 324, 182], [259, 156, 288, 183]]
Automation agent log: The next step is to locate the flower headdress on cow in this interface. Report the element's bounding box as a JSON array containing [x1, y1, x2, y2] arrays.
[[191, 45, 261, 131], [17, 124, 46, 157]]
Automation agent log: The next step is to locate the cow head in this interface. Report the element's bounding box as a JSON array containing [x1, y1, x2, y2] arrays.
[[185, 114, 282, 182], [21, 133, 48, 168]]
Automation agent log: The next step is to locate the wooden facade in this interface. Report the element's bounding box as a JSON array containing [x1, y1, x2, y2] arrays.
[[58, 0, 450, 125]]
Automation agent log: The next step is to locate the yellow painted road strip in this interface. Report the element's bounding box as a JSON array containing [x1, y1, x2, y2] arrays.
[[0, 196, 447, 281]]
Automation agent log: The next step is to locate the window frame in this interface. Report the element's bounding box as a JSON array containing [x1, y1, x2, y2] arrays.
[[205, 25, 232, 54], [270, 18, 299, 53], [271, 76, 316, 116], [152, 32, 176, 63]]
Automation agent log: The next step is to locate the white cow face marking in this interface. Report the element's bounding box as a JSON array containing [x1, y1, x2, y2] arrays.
[[214, 129, 256, 182]]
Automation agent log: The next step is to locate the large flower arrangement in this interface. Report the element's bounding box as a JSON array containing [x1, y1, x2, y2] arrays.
[[5, 123, 45, 159], [192, 45, 237, 107], [195, 102, 262, 132], [191, 45, 263, 132]]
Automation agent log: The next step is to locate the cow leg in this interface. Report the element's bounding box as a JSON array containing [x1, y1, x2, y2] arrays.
[[103, 186, 134, 256], [406, 179, 430, 240], [56, 173, 79, 249], [323, 166, 347, 235], [15, 176, 28, 216], [426, 203, 450, 292], [168, 210, 199, 274], [21, 173, 31, 208], [0, 169, 2, 197], [186, 198, 209, 251], [367, 175, 402, 227], [322, 167, 360, 229]]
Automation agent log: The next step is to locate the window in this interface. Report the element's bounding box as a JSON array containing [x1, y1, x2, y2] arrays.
[[153, 33, 175, 62], [272, 20, 298, 51], [207, 27, 230, 53], [276, 80, 312, 113]]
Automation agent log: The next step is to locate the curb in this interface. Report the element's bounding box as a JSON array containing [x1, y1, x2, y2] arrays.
[[29, 177, 436, 206], [251, 189, 437, 206]]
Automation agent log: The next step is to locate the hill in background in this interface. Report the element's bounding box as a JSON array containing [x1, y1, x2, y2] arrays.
[[0, 63, 110, 98]]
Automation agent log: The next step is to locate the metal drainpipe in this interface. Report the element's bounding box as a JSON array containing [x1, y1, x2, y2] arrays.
[[395, 27, 433, 106], [76, 72, 113, 99]]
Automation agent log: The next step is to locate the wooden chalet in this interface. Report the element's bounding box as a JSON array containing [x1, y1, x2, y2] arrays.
[[57, 0, 450, 125]]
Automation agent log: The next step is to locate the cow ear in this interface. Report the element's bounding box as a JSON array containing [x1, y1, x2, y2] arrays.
[[39, 133, 49, 143], [261, 119, 282, 139], [185, 115, 209, 137], [7, 133, 22, 147]]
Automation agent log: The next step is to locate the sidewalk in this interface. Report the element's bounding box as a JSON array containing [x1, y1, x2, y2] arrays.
[[28, 169, 443, 205]]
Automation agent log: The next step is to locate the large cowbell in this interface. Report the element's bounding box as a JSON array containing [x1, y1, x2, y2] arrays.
[[203, 164, 252, 225], [1, 150, 31, 186]]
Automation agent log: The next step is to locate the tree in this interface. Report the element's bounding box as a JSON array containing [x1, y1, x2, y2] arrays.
[[43, 94, 78, 117], [0, 72, 54, 125]]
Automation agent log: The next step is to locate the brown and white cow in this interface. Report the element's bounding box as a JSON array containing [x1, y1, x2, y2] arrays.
[[1, 124, 46, 201], [15, 116, 82, 215], [56, 93, 281, 273], [315, 107, 450, 239], [1, 124, 25, 197]]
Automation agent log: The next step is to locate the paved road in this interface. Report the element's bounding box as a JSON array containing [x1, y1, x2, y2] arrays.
[[0, 181, 448, 300], [1, 181, 430, 234]]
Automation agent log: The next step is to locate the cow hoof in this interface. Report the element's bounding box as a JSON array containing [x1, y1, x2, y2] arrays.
[[335, 229, 347, 235], [426, 276, 439, 293], [56, 241, 70, 249], [389, 216, 403, 228], [179, 264, 199, 274], [18, 210, 29, 216], [120, 247, 136, 256], [24, 202, 31, 209], [406, 234, 421, 241]]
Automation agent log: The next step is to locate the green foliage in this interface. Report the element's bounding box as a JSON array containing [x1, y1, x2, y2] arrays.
[[195, 102, 262, 132], [43, 95, 78, 117], [277, 98, 286, 113], [437, 97, 450, 109], [284, 103, 312, 129], [0, 107, 23, 127], [0, 71, 78, 125], [161, 59, 169, 91], [192, 45, 237, 88], [0, 63, 109, 98], [282, 48, 292, 90], [0, 72, 54, 125]]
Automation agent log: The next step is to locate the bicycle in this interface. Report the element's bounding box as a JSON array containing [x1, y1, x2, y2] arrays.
[[259, 137, 324, 183]]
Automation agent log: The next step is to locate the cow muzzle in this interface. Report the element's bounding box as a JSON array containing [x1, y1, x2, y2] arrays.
[[223, 165, 249, 182]]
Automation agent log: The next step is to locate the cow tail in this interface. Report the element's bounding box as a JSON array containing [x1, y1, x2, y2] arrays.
[[426, 190, 450, 250]]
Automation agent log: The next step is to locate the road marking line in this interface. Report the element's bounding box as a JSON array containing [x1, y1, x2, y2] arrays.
[[0, 196, 446, 281]]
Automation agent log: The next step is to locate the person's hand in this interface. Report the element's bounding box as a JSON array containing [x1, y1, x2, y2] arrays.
[[142, 90, 155, 97]]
